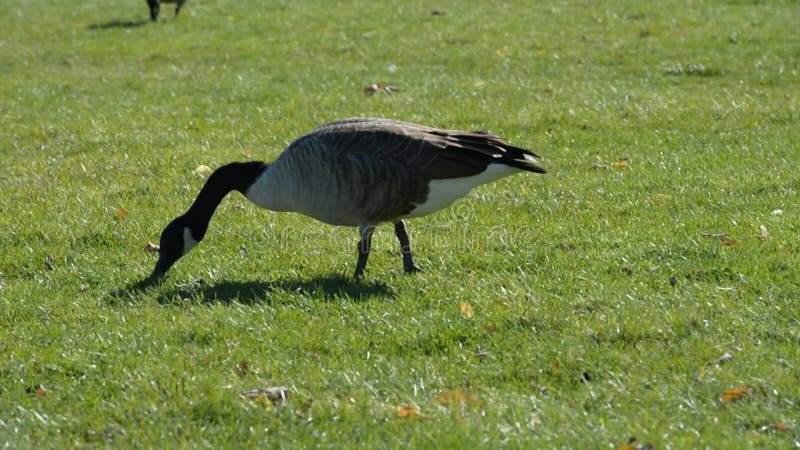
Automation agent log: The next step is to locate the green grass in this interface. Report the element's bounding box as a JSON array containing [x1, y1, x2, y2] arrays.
[[1, 0, 799, 447]]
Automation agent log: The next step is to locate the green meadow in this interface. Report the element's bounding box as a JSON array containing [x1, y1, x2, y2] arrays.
[[1, 0, 798, 447]]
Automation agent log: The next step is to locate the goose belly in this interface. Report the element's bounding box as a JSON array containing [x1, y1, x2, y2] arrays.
[[406, 163, 520, 218]]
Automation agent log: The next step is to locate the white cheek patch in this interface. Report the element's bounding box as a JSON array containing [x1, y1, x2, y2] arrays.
[[183, 227, 198, 255]]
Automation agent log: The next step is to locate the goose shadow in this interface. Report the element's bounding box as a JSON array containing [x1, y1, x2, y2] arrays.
[[87, 20, 149, 30], [108, 274, 394, 306]]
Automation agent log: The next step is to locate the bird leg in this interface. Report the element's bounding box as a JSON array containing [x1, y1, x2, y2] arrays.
[[354, 225, 375, 277], [394, 220, 423, 274], [147, 0, 160, 21]]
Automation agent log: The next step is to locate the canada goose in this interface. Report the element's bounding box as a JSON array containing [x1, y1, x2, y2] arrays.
[[150, 118, 546, 279], [147, 0, 187, 21]]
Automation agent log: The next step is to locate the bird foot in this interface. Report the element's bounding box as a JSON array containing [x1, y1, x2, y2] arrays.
[[403, 265, 424, 274]]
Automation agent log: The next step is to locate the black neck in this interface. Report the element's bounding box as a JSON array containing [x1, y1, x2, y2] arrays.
[[184, 161, 267, 240]]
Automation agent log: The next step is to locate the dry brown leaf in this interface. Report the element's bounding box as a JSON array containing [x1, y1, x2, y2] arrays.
[[720, 236, 737, 247], [483, 321, 500, 333], [235, 360, 249, 378], [613, 161, 630, 169], [436, 389, 479, 406], [118, 208, 126, 218], [721, 386, 748, 402], [459, 301, 474, 319], [363, 82, 399, 94], [395, 405, 420, 418], [26, 383, 46, 396]]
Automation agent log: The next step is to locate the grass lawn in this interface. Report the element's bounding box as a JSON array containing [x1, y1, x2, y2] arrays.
[[1, 0, 798, 447]]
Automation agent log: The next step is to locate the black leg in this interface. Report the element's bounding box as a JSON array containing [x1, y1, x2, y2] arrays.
[[354, 225, 375, 278], [394, 220, 423, 274], [148, 0, 160, 21], [175, 0, 185, 15]]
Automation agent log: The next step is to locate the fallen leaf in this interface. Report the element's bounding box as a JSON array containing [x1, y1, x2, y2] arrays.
[[26, 383, 46, 396], [459, 301, 474, 319], [235, 360, 249, 378], [241, 386, 290, 406], [144, 242, 160, 252], [483, 321, 500, 333], [118, 208, 126, 218], [613, 161, 630, 169], [363, 82, 399, 94], [721, 386, 748, 402], [701, 232, 729, 239], [193, 164, 213, 177], [395, 405, 420, 418], [617, 436, 655, 450], [759, 225, 768, 239], [495, 46, 510, 57], [701, 232, 737, 246], [653, 193, 671, 205], [436, 389, 479, 406], [617, 437, 637, 450], [712, 352, 734, 365]]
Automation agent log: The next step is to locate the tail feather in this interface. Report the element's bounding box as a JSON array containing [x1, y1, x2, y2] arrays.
[[443, 132, 547, 174], [499, 144, 547, 174]]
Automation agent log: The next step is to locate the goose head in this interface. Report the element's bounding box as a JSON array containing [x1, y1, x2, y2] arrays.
[[150, 215, 200, 278]]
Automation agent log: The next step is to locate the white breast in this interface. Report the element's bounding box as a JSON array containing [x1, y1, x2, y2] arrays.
[[405, 163, 520, 218]]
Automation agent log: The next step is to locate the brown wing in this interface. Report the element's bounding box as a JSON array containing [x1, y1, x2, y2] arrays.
[[284, 118, 545, 222], [305, 118, 545, 179]]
